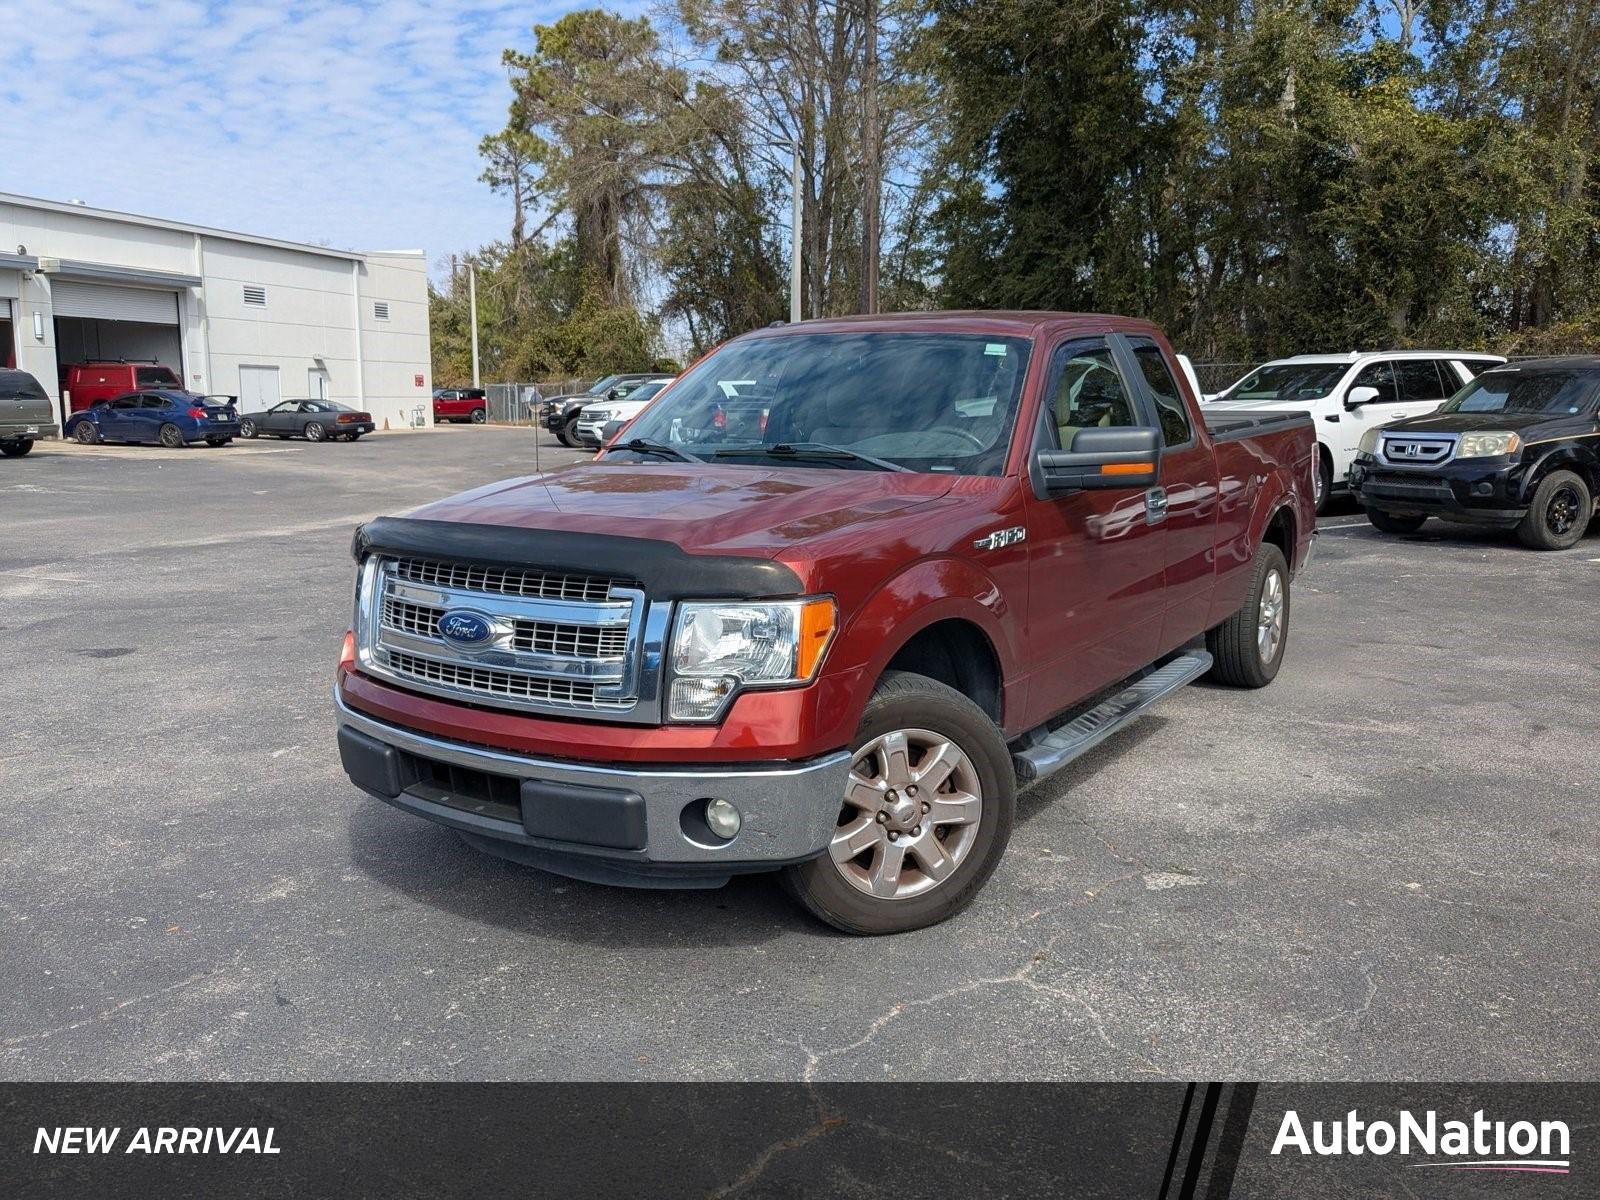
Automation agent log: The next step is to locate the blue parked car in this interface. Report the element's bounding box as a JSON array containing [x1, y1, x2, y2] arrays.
[[64, 390, 241, 448]]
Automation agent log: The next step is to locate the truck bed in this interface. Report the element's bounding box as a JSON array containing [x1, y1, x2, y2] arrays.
[[1204, 408, 1314, 442]]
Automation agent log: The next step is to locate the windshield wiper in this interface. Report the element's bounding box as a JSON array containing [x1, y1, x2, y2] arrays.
[[714, 442, 910, 472], [611, 438, 703, 463]]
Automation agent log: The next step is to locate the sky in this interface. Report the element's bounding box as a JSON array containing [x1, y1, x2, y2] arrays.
[[0, 0, 606, 274]]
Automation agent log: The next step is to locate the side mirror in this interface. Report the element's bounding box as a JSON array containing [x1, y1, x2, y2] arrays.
[[1345, 385, 1379, 409], [1033, 427, 1160, 494]]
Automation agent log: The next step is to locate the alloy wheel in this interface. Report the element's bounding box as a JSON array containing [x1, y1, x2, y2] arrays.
[[1548, 484, 1581, 536], [1257, 568, 1285, 663], [828, 728, 983, 900]]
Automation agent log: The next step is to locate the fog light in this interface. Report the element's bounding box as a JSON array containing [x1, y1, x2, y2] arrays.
[[704, 797, 741, 840], [1473, 481, 1493, 497]]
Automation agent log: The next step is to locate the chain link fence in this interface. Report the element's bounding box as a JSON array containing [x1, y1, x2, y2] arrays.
[[482, 380, 590, 425]]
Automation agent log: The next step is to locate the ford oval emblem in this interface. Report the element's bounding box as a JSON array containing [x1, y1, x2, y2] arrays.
[[438, 609, 494, 645]]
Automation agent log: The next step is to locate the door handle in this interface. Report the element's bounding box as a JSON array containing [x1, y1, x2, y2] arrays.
[[1145, 486, 1169, 525]]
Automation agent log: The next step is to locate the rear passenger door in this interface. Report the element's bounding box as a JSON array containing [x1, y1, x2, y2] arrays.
[[1119, 336, 1221, 650], [1021, 337, 1167, 722]]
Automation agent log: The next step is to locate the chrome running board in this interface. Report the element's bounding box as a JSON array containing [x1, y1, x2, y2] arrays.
[[1012, 651, 1213, 783]]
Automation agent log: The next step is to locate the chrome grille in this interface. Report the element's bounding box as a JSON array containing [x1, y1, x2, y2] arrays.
[[388, 556, 635, 603], [381, 596, 628, 660], [376, 649, 631, 711], [358, 554, 657, 720], [1379, 435, 1454, 466]]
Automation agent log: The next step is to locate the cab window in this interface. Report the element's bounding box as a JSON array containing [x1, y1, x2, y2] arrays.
[[1349, 361, 1398, 403], [1393, 359, 1451, 404], [1049, 345, 1140, 450], [1128, 341, 1192, 446]]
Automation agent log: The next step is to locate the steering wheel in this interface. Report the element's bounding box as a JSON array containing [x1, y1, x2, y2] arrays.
[[930, 426, 988, 451]]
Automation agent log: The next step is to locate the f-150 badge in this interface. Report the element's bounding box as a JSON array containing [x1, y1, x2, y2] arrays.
[[973, 526, 1027, 551]]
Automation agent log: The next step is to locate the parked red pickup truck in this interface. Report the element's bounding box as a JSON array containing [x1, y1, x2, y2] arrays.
[[337, 313, 1315, 933]]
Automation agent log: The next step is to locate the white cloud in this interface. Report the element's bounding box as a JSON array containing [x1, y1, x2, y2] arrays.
[[2, 0, 585, 272]]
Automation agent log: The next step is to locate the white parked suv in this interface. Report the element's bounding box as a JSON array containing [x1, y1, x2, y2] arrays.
[[1204, 351, 1505, 512], [574, 377, 674, 448]]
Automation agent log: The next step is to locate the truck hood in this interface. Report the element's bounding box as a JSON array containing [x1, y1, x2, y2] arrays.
[[1379, 410, 1577, 436], [405, 462, 958, 556]]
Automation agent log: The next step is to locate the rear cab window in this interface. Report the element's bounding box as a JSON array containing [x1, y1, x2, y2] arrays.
[[135, 367, 181, 388], [1127, 340, 1193, 446]]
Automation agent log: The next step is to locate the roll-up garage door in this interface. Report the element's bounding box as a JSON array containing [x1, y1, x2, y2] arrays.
[[51, 281, 179, 325]]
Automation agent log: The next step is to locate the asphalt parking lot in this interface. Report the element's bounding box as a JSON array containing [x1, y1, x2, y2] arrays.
[[2, 426, 1596, 1081]]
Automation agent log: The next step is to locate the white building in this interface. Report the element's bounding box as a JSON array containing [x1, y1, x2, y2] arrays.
[[0, 192, 432, 431]]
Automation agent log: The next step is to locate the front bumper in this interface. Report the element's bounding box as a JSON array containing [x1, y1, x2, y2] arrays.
[[574, 422, 606, 447], [1350, 456, 1528, 525], [336, 689, 850, 888]]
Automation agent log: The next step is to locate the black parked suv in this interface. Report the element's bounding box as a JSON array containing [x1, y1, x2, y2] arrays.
[[542, 374, 674, 447], [1350, 358, 1600, 550]]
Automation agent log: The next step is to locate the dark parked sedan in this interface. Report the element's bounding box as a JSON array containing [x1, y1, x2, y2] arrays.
[[240, 400, 375, 442], [64, 390, 240, 447]]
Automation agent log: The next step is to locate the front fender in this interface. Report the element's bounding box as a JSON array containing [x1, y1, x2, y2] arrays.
[[825, 555, 1022, 727]]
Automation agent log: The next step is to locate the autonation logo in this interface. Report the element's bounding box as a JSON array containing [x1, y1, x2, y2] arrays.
[[1272, 1108, 1572, 1175]]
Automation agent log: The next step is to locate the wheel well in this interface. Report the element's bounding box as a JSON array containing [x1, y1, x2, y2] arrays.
[[1530, 454, 1597, 495], [884, 620, 1003, 725], [1264, 505, 1296, 566]]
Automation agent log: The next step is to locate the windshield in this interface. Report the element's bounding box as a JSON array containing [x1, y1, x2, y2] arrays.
[[135, 367, 181, 387], [588, 375, 625, 394], [611, 331, 1032, 475], [1441, 369, 1599, 415], [1220, 362, 1347, 403]]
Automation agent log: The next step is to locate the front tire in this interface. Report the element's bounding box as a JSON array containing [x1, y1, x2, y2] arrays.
[[159, 423, 185, 448], [305, 422, 327, 443], [1366, 508, 1428, 535], [74, 422, 100, 445], [239, 418, 258, 439], [1517, 469, 1591, 550], [557, 415, 580, 447], [0, 439, 33, 457], [1313, 449, 1332, 515], [1206, 542, 1290, 688], [781, 671, 1015, 935]]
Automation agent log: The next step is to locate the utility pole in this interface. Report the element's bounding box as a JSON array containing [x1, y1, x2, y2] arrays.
[[468, 261, 480, 388], [790, 143, 803, 324], [860, 0, 880, 315]]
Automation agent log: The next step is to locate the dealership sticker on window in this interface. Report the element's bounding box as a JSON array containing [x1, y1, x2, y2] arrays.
[[985, 343, 1007, 356]]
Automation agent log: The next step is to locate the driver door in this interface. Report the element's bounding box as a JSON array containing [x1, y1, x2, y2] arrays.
[[1021, 338, 1168, 723], [263, 401, 296, 434]]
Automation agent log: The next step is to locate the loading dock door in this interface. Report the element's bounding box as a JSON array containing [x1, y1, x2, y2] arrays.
[[239, 365, 280, 413], [51, 281, 179, 325]]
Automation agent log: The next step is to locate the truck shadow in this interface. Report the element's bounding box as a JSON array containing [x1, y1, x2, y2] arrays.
[[344, 803, 810, 947], [346, 717, 1174, 946]]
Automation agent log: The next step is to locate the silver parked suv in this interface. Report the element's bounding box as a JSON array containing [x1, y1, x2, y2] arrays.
[[0, 369, 55, 457]]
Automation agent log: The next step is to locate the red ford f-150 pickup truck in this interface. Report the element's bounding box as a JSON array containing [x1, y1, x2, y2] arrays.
[[337, 312, 1316, 933]]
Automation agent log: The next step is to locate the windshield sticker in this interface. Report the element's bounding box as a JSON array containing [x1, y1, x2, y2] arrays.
[[985, 343, 1008, 356]]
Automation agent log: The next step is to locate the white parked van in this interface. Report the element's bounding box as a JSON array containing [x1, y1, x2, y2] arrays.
[[1204, 350, 1506, 512]]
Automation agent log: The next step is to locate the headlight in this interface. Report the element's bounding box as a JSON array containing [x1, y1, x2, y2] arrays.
[[1456, 431, 1521, 458], [667, 598, 836, 722], [1358, 428, 1382, 455]]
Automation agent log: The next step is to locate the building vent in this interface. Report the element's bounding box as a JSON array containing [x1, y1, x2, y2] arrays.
[[242, 284, 267, 307], [374, 301, 390, 321]]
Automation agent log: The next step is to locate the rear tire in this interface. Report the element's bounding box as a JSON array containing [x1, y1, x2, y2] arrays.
[[346, 431, 363, 441], [305, 422, 327, 443], [0, 439, 33, 457], [1206, 542, 1290, 688], [1366, 508, 1428, 535], [159, 423, 185, 448], [780, 671, 1015, 935], [205, 436, 227, 447], [1516, 469, 1591, 550], [470, 407, 487, 424]]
